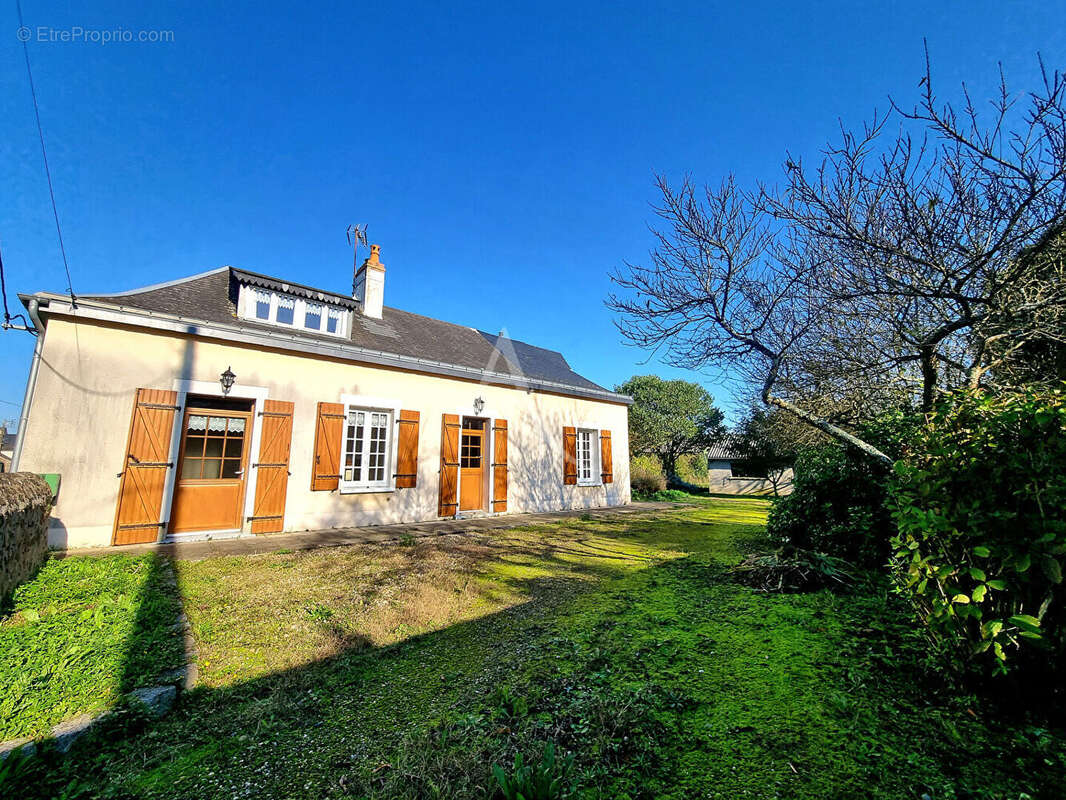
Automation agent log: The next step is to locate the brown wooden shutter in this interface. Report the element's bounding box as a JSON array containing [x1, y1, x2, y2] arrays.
[[395, 410, 420, 488], [112, 388, 180, 545], [250, 400, 294, 534], [563, 425, 578, 485], [600, 429, 614, 484], [311, 402, 344, 491], [492, 418, 508, 512], [439, 413, 460, 516]]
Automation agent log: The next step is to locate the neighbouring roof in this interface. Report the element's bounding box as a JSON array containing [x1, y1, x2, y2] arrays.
[[0, 432, 15, 455], [706, 437, 743, 460], [29, 266, 627, 403]]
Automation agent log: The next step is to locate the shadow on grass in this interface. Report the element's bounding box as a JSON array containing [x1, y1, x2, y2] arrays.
[[5, 502, 1060, 800]]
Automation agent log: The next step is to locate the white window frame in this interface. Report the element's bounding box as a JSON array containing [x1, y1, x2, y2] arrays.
[[576, 427, 601, 486], [237, 284, 351, 338], [337, 394, 403, 494]]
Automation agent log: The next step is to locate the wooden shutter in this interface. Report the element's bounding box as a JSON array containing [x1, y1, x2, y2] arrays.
[[311, 402, 344, 491], [250, 400, 294, 534], [439, 413, 460, 516], [395, 410, 420, 488], [492, 419, 508, 512], [112, 388, 180, 545], [600, 429, 614, 484], [563, 426, 578, 485]]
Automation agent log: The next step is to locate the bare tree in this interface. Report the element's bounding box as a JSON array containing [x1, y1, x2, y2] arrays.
[[609, 53, 1066, 464]]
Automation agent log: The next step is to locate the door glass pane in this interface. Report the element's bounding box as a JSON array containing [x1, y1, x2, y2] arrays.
[[461, 433, 481, 468], [180, 457, 200, 479], [204, 437, 224, 459], [221, 459, 242, 479], [201, 458, 222, 479], [187, 414, 208, 433], [224, 437, 243, 459], [185, 435, 206, 458]]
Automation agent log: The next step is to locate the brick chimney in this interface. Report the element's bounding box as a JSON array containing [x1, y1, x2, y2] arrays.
[[353, 243, 385, 319]]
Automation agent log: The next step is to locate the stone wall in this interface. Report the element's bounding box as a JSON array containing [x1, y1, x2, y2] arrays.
[[0, 473, 52, 601]]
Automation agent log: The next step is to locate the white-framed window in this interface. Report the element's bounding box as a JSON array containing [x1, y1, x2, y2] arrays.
[[237, 284, 351, 338], [275, 295, 295, 325], [340, 407, 393, 491], [304, 302, 323, 331], [254, 289, 271, 320], [576, 428, 600, 486], [326, 306, 344, 334]]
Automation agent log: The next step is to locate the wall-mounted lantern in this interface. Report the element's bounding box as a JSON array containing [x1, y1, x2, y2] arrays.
[[219, 366, 237, 396], [473, 396, 485, 415]]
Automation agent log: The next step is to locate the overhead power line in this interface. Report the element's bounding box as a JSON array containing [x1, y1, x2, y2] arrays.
[[0, 240, 33, 332], [16, 0, 77, 305]]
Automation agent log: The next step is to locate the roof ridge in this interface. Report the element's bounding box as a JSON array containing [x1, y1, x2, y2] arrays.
[[81, 265, 230, 298]]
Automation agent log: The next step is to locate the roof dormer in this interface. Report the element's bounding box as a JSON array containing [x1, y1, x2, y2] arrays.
[[234, 274, 353, 338]]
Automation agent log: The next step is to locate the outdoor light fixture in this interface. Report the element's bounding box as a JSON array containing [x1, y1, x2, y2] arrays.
[[219, 366, 237, 396], [473, 396, 485, 415]]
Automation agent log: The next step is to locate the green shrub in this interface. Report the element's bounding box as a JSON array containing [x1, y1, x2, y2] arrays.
[[675, 453, 709, 487], [889, 387, 1066, 677], [765, 412, 916, 568], [630, 455, 666, 496], [765, 445, 894, 567]]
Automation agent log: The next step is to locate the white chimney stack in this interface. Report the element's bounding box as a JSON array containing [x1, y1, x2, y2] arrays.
[[353, 243, 385, 319]]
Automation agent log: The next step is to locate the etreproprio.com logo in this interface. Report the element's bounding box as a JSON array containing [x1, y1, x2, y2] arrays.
[[17, 25, 174, 44]]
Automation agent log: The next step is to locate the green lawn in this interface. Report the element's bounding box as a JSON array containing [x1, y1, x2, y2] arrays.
[[3, 499, 1063, 798], [0, 554, 185, 740]]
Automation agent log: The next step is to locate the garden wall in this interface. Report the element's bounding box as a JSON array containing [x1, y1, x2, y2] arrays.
[[708, 461, 794, 496], [0, 473, 53, 600]]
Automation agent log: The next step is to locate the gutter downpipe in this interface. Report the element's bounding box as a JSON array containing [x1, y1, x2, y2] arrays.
[[11, 298, 45, 472]]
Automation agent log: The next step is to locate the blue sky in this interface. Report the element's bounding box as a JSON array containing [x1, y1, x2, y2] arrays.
[[2, 0, 1064, 426]]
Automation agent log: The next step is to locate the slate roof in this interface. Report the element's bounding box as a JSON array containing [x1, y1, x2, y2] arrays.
[[72, 267, 615, 397], [706, 437, 743, 460]]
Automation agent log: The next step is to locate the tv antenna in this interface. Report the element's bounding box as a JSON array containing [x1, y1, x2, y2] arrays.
[[347, 223, 369, 290]]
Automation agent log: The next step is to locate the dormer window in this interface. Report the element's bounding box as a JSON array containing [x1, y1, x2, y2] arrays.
[[237, 284, 351, 338], [254, 289, 271, 321]]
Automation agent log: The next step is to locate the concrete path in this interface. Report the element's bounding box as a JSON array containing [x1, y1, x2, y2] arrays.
[[63, 502, 685, 561]]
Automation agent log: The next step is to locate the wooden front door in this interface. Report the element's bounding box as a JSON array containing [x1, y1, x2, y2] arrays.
[[459, 417, 486, 511], [170, 403, 253, 533]]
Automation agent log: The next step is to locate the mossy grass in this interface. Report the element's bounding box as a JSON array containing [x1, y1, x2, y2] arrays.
[[4, 499, 1063, 798], [0, 554, 184, 740]]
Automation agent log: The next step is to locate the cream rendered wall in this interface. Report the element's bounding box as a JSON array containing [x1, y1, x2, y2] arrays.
[[19, 318, 630, 548]]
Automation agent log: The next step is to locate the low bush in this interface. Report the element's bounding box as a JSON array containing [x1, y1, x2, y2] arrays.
[[889, 387, 1066, 680], [675, 453, 709, 487], [765, 445, 894, 567], [630, 455, 666, 496], [765, 411, 916, 568], [639, 489, 694, 502]]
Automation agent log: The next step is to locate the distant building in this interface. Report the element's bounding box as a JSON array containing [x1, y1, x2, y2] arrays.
[[0, 429, 14, 473], [706, 438, 793, 496]]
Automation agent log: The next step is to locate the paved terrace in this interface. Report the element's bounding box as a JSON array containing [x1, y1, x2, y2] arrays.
[[64, 502, 685, 561]]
